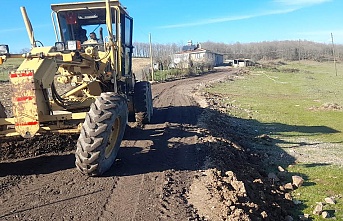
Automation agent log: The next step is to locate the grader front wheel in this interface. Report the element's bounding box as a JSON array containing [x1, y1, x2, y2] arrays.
[[75, 93, 128, 176]]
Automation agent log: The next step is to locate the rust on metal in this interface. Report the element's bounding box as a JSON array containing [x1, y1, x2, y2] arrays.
[[10, 70, 40, 138]]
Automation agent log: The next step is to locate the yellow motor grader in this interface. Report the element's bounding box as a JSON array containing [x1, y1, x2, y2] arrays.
[[0, 0, 153, 176]]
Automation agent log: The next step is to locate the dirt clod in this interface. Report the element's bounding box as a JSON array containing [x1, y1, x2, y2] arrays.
[[292, 175, 304, 188], [313, 202, 323, 215]]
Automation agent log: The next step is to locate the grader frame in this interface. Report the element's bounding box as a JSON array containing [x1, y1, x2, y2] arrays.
[[0, 0, 153, 176]]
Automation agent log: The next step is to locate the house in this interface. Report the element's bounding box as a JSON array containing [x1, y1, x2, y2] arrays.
[[232, 59, 254, 68], [171, 41, 223, 69]]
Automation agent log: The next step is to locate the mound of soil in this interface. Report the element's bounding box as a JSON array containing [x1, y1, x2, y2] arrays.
[[0, 82, 12, 117], [310, 102, 343, 111], [187, 108, 295, 220], [0, 134, 78, 161]]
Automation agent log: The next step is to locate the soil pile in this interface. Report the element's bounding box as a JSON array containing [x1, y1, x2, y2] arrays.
[[187, 107, 295, 220]]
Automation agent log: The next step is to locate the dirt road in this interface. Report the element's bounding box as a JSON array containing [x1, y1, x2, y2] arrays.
[[0, 69, 294, 220]]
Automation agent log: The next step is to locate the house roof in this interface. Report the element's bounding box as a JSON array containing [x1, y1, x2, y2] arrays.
[[182, 45, 197, 51], [175, 42, 223, 55], [175, 48, 208, 55]]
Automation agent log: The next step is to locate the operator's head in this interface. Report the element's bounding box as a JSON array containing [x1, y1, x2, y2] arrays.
[[89, 32, 97, 40]]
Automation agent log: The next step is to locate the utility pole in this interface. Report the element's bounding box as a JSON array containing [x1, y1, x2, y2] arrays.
[[331, 33, 338, 76], [298, 39, 301, 62], [149, 33, 154, 81]]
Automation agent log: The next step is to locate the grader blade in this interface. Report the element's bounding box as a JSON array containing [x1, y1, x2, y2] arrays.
[[10, 70, 40, 138]]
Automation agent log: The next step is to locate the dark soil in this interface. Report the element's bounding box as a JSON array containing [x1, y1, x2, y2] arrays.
[[0, 68, 296, 220]]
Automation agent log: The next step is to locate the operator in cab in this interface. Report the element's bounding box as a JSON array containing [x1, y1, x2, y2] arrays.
[[87, 28, 103, 44], [89, 32, 99, 41]]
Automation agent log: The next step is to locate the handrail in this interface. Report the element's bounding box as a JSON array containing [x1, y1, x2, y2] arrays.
[[51, 11, 60, 42], [20, 7, 36, 48]]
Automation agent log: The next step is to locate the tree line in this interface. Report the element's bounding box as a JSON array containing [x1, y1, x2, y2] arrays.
[[133, 40, 343, 63]]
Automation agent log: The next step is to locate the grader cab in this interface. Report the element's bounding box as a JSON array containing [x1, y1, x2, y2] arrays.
[[0, 0, 153, 176]]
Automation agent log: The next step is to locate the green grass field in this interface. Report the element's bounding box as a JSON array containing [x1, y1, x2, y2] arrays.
[[209, 61, 343, 142], [0, 58, 24, 81], [206, 61, 343, 220]]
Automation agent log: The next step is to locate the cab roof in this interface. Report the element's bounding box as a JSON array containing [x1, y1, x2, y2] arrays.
[[51, 0, 127, 14]]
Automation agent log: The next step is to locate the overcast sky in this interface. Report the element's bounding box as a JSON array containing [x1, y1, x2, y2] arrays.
[[0, 0, 342, 52]]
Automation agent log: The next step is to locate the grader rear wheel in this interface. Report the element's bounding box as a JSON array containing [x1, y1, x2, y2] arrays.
[[0, 101, 7, 131], [75, 93, 128, 176], [134, 81, 153, 124]]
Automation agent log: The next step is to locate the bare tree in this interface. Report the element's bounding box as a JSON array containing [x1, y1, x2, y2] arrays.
[[19, 48, 31, 53], [134, 40, 343, 63]]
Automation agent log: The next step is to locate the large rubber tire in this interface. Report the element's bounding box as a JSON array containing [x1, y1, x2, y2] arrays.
[[0, 101, 7, 131], [134, 81, 153, 124], [75, 93, 128, 176]]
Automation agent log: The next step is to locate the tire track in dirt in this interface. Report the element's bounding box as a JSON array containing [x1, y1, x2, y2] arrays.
[[0, 153, 121, 220], [98, 124, 169, 220], [99, 138, 164, 220], [98, 71, 231, 220]]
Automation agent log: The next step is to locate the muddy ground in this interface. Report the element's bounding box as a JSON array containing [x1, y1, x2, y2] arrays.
[[0, 68, 297, 220]]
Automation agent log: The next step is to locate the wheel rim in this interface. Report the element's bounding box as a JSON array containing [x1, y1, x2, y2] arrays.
[[105, 117, 121, 159]]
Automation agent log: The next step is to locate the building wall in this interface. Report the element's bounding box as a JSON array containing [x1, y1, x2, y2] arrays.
[[232, 59, 254, 68], [172, 51, 223, 68], [172, 53, 191, 69], [214, 54, 224, 66]]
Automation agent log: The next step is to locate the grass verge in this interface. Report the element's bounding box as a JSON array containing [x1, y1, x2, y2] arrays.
[[205, 60, 343, 220], [0, 58, 23, 81]]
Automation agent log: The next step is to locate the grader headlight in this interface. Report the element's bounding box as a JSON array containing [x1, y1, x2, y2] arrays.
[[66, 40, 81, 51], [54, 42, 65, 52]]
